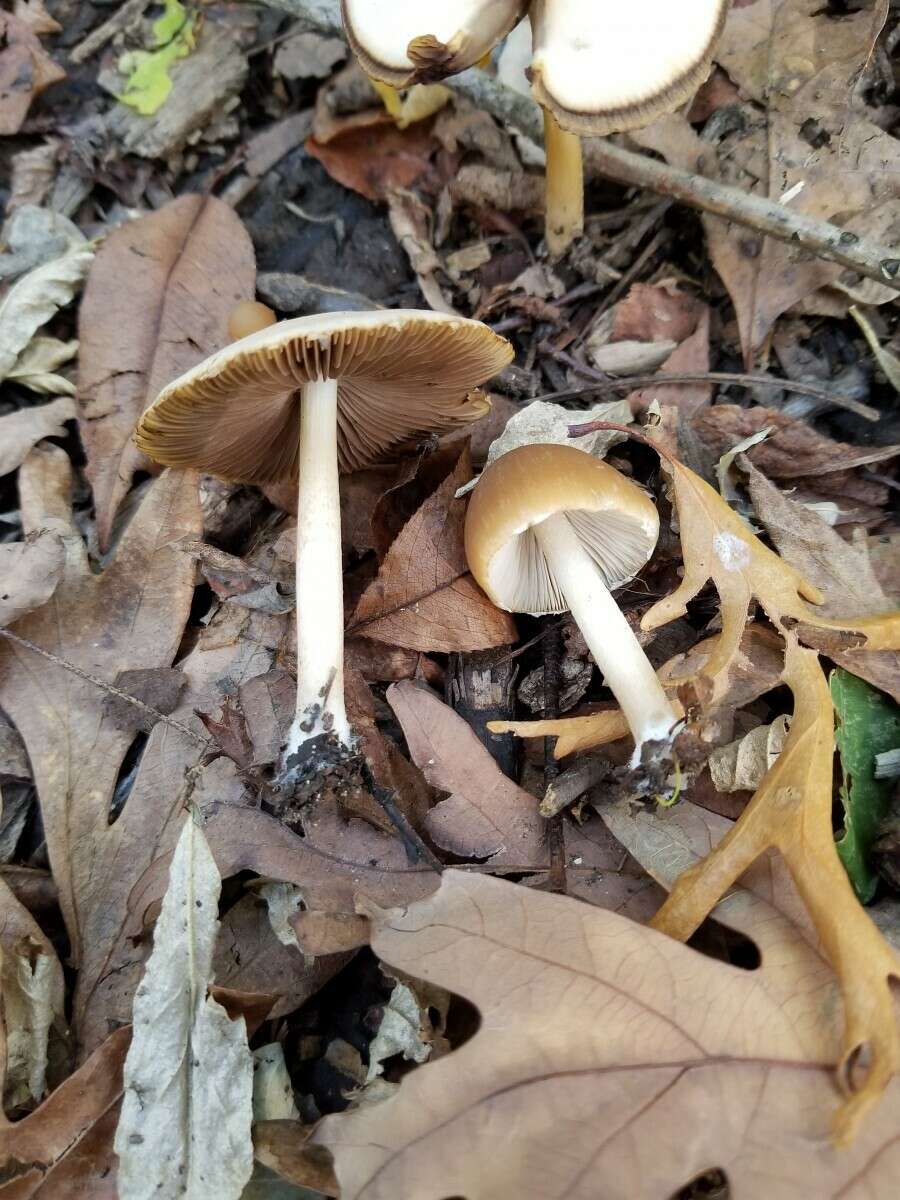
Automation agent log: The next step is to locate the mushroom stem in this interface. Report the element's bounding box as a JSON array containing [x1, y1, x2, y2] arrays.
[[532, 511, 675, 762], [284, 377, 353, 758], [543, 110, 583, 257]]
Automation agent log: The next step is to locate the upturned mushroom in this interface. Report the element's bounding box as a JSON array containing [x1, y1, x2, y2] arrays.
[[527, 0, 728, 254], [342, 0, 528, 87], [464, 442, 676, 762], [136, 310, 511, 785]]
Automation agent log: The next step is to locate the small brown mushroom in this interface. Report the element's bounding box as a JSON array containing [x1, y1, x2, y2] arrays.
[[136, 310, 511, 784], [342, 0, 528, 87], [465, 442, 676, 761], [227, 300, 276, 341]]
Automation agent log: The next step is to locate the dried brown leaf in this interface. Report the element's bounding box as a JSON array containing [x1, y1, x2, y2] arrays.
[[0, 445, 201, 1053], [640, 1, 895, 359], [77, 195, 255, 549], [0, 396, 75, 477], [0, 1026, 129, 1198], [0, 9, 65, 137], [350, 445, 517, 653], [306, 123, 440, 204], [695, 404, 900, 479], [314, 868, 900, 1197], [388, 680, 543, 865], [0, 530, 64, 628], [743, 456, 900, 700]]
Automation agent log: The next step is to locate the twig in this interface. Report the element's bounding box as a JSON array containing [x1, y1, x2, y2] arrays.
[[267, 0, 900, 291], [0, 629, 210, 748], [357, 759, 444, 873], [527, 373, 880, 422], [70, 0, 152, 63]]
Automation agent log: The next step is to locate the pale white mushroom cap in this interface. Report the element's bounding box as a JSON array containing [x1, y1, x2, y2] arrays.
[[342, 0, 528, 87], [530, 0, 729, 135], [465, 443, 659, 616]]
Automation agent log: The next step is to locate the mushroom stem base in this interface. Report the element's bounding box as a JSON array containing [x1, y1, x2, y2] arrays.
[[283, 377, 354, 767], [533, 511, 675, 762]]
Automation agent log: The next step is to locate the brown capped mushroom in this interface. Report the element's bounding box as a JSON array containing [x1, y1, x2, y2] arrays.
[[135, 310, 511, 785], [465, 442, 676, 761], [342, 0, 528, 88]]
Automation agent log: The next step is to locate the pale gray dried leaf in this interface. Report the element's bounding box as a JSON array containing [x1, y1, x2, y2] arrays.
[[259, 882, 305, 950], [0, 242, 94, 381], [456, 398, 631, 496], [363, 980, 441, 1087], [252, 1044, 299, 1123], [587, 338, 677, 376], [0, 874, 67, 1115], [708, 715, 790, 794], [7, 140, 59, 213], [0, 528, 65, 625], [0, 204, 83, 280], [115, 816, 254, 1200], [6, 336, 78, 395], [0, 711, 28, 777], [274, 30, 345, 78], [0, 397, 75, 476]]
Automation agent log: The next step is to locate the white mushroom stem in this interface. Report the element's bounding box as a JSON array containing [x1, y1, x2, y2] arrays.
[[283, 377, 353, 759], [543, 110, 583, 257], [533, 512, 676, 763]]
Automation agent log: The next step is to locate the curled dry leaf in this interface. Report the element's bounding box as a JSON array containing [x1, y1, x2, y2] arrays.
[[114, 816, 254, 1200], [314, 869, 900, 1198], [77, 194, 255, 549], [350, 445, 517, 653], [0, 7, 65, 136], [0, 530, 64, 628], [651, 637, 900, 1144], [0, 875, 67, 1114], [708, 715, 790, 794], [388, 679, 543, 865], [0, 396, 75, 477], [743, 456, 900, 702], [0, 1026, 129, 1199]]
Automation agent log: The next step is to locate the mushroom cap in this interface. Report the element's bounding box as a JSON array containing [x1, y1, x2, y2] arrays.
[[342, 0, 528, 88], [135, 309, 512, 483], [529, 0, 729, 136], [465, 443, 659, 616], [227, 300, 276, 341]]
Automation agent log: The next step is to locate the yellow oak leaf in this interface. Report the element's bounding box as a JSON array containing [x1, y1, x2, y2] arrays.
[[642, 455, 900, 697], [652, 634, 900, 1145]]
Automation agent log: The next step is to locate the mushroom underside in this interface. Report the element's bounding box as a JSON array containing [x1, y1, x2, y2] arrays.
[[487, 508, 653, 615]]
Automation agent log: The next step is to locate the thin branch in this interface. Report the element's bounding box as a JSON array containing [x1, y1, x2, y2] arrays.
[[267, 0, 900, 292], [0, 628, 210, 748], [528, 373, 880, 422]]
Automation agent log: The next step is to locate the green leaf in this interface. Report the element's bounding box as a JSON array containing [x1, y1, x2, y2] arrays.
[[116, 0, 195, 117], [832, 669, 900, 903]]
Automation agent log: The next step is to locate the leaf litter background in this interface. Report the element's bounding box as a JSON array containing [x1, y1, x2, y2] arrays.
[[1, 0, 900, 1197]]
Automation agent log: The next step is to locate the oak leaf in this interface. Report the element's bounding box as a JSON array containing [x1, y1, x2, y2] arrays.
[[0, 445, 201, 1052], [314, 869, 900, 1198], [350, 444, 517, 653], [77, 195, 255, 549], [0, 8, 65, 137], [649, 636, 900, 1143], [640, 453, 900, 698]]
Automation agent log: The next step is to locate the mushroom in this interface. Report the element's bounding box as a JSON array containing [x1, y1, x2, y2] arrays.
[[135, 310, 511, 785], [342, 0, 528, 88], [227, 300, 276, 341], [524, 0, 728, 255], [464, 442, 675, 762]]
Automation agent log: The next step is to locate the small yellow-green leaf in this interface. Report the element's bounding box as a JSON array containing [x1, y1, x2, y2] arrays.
[[116, 0, 195, 117]]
